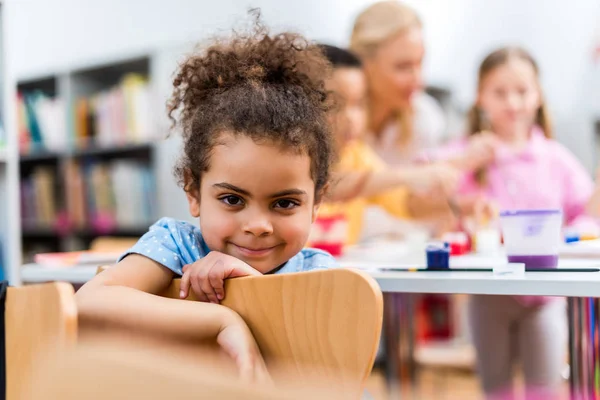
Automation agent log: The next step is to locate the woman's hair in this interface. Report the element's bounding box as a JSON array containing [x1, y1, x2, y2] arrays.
[[168, 13, 335, 201], [467, 46, 553, 184], [349, 1, 422, 149], [350, 1, 421, 59]]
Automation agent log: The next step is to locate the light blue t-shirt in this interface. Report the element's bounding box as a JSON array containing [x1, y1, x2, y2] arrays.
[[119, 217, 337, 275]]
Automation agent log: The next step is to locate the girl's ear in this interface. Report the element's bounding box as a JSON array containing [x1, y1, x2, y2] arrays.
[[184, 169, 200, 218]]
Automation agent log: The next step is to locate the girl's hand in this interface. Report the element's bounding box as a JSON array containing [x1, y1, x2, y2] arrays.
[[459, 131, 498, 171], [218, 311, 271, 384], [454, 194, 498, 227], [180, 251, 262, 303]]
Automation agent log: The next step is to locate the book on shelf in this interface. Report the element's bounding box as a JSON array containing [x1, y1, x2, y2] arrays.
[[77, 73, 155, 148], [18, 72, 155, 156], [17, 91, 66, 154], [20, 166, 59, 229], [22, 160, 156, 235], [67, 159, 156, 233]]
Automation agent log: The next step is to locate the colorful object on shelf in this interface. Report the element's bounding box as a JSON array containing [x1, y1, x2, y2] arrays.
[[17, 91, 66, 153], [426, 241, 450, 269], [21, 160, 156, 233], [308, 214, 347, 257]]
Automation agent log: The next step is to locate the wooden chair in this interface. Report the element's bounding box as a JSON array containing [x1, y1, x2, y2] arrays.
[[95, 267, 383, 396], [5, 282, 78, 400], [25, 338, 347, 400]]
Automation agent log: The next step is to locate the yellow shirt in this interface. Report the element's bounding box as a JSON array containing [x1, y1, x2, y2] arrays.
[[319, 141, 410, 245]]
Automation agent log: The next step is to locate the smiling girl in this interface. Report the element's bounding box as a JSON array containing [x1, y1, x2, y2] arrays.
[[76, 20, 337, 382]]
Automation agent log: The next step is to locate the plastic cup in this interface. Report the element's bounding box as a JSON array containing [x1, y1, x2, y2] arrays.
[[499, 209, 563, 269]]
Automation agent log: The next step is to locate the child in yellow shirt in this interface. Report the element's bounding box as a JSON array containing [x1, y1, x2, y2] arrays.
[[316, 45, 458, 246]]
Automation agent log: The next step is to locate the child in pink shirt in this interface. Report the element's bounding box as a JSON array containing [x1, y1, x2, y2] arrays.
[[447, 47, 595, 400]]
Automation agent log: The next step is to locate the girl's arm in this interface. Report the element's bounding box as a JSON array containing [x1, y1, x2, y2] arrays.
[[76, 254, 269, 381], [586, 168, 600, 218], [77, 254, 240, 339]]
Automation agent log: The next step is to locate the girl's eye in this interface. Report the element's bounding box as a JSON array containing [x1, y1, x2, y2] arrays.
[[274, 199, 298, 209], [221, 195, 244, 206]]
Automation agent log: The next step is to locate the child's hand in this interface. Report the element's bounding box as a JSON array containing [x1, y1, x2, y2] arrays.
[[586, 167, 600, 217], [460, 131, 497, 170], [218, 311, 271, 384], [455, 194, 497, 223], [180, 251, 262, 303]]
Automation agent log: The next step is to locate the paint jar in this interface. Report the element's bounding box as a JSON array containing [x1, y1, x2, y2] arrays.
[[499, 209, 562, 269], [426, 241, 450, 269]]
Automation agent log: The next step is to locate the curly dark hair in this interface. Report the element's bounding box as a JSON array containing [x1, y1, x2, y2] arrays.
[[167, 15, 335, 201]]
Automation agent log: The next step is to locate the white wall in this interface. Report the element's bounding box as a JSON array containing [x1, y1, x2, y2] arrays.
[[5, 0, 600, 171]]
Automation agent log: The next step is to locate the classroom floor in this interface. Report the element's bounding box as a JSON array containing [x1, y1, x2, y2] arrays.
[[366, 368, 482, 400], [365, 368, 571, 400]]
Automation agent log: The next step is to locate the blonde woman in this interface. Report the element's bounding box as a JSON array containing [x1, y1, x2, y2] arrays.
[[350, 1, 460, 237], [350, 0, 450, 165]]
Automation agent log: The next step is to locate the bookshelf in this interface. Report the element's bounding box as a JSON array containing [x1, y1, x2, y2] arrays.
[[15, 55, 160, 264], [1, 3, 22, 284], [0, 4, 7, 281]]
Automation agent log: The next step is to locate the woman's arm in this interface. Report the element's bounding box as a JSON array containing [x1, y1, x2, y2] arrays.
[[329, 164, 458, 202]]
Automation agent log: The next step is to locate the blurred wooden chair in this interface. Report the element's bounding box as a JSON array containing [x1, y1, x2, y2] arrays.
[[95, 266, 383, 397], [5, 282, 77, 400], [24, 338, 347, 400]]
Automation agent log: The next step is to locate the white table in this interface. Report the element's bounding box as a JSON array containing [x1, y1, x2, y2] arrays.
[[338, 243, 600, 398], [21, 248, 600, 397], [370, 269, 600, 297]]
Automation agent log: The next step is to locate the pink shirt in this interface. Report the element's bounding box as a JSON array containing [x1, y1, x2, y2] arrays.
[[441, 127, 593, 226], [438, 127, 595, 306]]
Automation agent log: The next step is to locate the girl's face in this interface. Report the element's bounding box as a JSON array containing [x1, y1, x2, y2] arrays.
[[477, 57, 542, 140], [363, 26, 425, 110], [185, 133, 320, 273]]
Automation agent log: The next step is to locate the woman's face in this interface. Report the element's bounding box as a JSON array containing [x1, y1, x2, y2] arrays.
[[363, 26, 425, 110]]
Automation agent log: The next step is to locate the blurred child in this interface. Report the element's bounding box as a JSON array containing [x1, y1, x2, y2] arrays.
[[587, 167, 600, 219], [76, 20, 339, 381], [316, 44, 459, 246], [455, 47, 594, 399]]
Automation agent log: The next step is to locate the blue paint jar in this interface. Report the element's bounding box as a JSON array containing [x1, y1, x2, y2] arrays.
[[426, 241, 450, 269]]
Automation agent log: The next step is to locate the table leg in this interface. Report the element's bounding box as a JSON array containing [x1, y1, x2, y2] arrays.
[[383, 293, 418, 399], [568, 297, 578, 399], [383, 292, 401, 398], [567, 296, 600, 400]]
